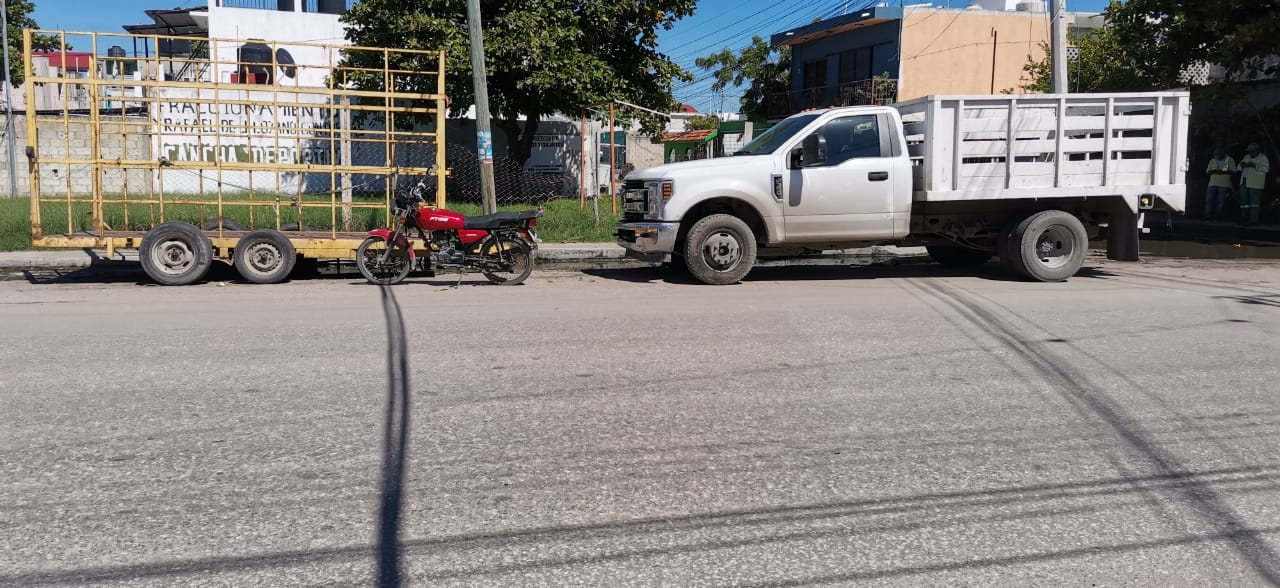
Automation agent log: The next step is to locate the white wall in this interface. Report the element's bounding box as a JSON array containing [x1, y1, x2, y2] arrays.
[[206, 5, 346, 88]]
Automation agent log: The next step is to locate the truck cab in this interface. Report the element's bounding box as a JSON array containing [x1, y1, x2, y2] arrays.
[[616, 105, 913, 283]]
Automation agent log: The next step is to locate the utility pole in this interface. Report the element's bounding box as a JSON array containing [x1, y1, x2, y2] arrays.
[[465, 0, 497, 214], [1050, 0, 1068, 93], [2, 0, 20, 198]]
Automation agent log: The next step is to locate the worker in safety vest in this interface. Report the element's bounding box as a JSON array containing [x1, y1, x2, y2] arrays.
[[1204, 147, 1235, 220], [1237, 143, 1269, 225]]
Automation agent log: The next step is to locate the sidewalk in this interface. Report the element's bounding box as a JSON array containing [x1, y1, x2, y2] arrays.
[[1143, 212, 1280, 243]]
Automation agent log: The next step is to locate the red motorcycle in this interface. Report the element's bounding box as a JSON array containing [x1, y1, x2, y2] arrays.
[[356, 179, 542, 286]]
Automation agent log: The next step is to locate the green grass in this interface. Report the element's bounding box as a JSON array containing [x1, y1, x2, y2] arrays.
[[0, 195, 622, 251]]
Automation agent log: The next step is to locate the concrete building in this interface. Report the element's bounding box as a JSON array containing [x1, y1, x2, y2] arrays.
[[767, 1, 1103, 120]]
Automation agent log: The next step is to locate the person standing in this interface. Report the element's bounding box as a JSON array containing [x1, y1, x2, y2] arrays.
[[1238, 143, 1269, 225], [1204, 147, 1235, 220]]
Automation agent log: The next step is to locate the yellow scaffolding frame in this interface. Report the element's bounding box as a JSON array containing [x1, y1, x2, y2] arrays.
[[22, 29, 449, 259]]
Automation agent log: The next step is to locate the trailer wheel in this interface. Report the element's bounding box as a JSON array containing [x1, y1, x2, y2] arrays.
[[233, 230, 297, 284], [683, 214, 756, 285], [139, 221, 214, 286], [926, 245, 992, 269], [1008, 210, 1088, 282]]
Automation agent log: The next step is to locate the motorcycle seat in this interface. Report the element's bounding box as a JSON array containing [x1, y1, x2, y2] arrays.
[[463, 210, 541, 230]]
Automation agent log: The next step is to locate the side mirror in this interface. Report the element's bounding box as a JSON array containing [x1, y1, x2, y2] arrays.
[[802, 133, 827, 167], [789, 146, 804, 169]]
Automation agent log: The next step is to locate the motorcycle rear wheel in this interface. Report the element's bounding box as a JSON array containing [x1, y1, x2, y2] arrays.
[[481, 235, 534, 286], [357, 235, 413, 285]]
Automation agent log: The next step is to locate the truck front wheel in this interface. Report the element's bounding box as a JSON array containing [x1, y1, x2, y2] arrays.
[[682, 214, 757, 285], [1007, 210, 1088, 282]]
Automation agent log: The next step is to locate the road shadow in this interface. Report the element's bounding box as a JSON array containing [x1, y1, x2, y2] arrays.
[[3, 464, 1277, 586], [584, 259, 1117, 285]]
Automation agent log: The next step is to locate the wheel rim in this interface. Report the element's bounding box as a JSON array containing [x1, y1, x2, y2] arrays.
[[243, 242, 283, 277], [1033, 225, 1075, 269], [485, 244, 530, 282], [155, 238, 195, 276], [701, 230, 742, 272], [361, 241, 408, 280]]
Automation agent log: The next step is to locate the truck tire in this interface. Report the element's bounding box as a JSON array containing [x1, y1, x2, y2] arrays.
[[139, 221, 214, 286], [233, 230, 297, 284], [682, 214, 757, 285], [926, 245, 992, 269], [1007, 210, 1088, 282]]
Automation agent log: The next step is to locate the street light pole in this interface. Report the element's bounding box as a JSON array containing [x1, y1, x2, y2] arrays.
[[465, 0, 498, 214], [1050, 0, 1068, 93], [1, 0, 21, 198]]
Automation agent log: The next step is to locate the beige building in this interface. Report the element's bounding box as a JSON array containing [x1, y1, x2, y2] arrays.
[[769, 2, 1102, 120]]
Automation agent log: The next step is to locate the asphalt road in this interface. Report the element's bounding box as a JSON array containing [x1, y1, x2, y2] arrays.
[[2, 258, 1280, 587]]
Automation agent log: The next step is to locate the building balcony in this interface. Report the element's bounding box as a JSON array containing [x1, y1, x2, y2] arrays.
[[767, 77, 899, 119]]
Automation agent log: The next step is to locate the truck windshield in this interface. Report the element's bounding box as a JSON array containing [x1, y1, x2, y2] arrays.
[[733, 113, 822, 156]]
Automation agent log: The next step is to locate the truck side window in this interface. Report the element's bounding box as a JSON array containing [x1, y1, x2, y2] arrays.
[[819, 115, 882, 166]]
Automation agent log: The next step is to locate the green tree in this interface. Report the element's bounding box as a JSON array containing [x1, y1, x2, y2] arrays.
[[338, 0, 696, 165], [694, 35, 790, 122], [684, 114, 719, 130], [1022, 0, 1280, 92], [4, 0, 60, 85], [1106, 0, 1280, 85], [1019, 26, 1157, 93]]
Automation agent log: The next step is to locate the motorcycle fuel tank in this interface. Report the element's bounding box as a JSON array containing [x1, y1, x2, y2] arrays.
[[417, 208, 465, 231]]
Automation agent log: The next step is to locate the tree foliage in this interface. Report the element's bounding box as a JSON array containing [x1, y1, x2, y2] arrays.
[[694, 35, 789, 122], [684, 114, 719, 130], [1022, 0, 1280, 93], [4, 0, 59, 85], [1106, 0, 1280, 85], [339, 0, 696, 165]]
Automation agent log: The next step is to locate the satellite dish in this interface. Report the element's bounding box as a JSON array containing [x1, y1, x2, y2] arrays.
[[275, 48, 297, 79]]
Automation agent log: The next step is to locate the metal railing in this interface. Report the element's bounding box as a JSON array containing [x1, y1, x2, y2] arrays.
[[767, 78, 899, 119], [22, 29, 447, 246]]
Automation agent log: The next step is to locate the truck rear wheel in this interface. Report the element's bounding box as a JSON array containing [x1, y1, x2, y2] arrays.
[[682, 214, 757, 285], [1007, 210, 1088, 282], [139, 221, 214, 286], [926, 245, 992, 269], [233, 230, 297, 284]]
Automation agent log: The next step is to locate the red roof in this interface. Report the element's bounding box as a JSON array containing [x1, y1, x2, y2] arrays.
[[679, 103, 699, 113], [32, 51, 95, 70]]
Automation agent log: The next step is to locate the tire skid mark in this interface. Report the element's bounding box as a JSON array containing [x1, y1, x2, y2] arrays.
[[911, 279, 1280, 585], [953, 282, 1280, 476], [1108, 267, 1280, 298]]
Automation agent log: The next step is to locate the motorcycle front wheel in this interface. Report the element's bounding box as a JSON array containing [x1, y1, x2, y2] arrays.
[[480, 235, 534, 286], [356, 235, 413, 285]]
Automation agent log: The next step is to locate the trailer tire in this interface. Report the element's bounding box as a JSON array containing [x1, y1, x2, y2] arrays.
[[200, 217, 245, 232], [682, 214, 756, 285], [926, 245, 992, 269], [233, 230, 297, 284], [1008, 210, 1088, 282], [139, 221, 214, 286]]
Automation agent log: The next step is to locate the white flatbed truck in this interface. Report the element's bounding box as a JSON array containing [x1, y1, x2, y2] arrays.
[[616, 91, 1190, 284]]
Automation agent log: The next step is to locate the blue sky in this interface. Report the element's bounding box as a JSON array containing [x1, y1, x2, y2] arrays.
[[31, 0, 1113, 110]]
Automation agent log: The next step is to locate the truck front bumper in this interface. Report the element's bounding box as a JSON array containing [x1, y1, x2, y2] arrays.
[[616, 221, 678, 263]]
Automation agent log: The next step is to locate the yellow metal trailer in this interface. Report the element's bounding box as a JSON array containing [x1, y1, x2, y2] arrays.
[[22, 29, 449, 284]]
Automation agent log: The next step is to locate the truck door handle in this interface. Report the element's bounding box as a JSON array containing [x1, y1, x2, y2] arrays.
[[868, 171, 889, 182]]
